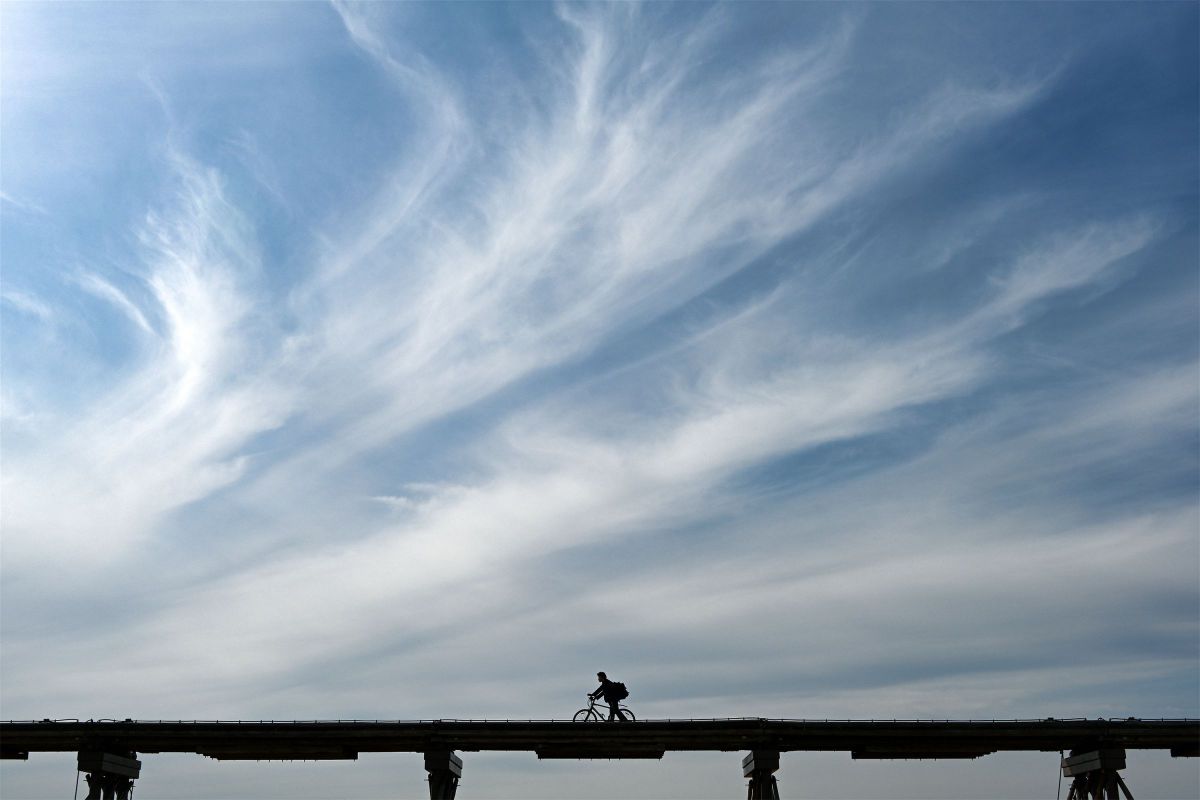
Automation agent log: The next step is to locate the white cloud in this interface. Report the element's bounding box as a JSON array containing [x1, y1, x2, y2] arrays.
[[982, 217, 1160, 329], [7, 208, 1173, 718], [242, 7, 1050, 513], [0, 190, 47, 215], [2, 156, 293, 570], [1, 289, 54, 321], [74, 273, 155, 335]]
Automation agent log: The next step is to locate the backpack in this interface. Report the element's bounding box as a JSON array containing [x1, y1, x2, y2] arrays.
[[612, 681, 629, 700]]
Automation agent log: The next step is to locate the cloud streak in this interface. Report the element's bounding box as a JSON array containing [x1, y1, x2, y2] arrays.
[[3, 156, 292, 570]]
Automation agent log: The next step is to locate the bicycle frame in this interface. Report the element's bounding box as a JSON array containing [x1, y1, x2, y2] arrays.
[[573, 695, 635, 722]]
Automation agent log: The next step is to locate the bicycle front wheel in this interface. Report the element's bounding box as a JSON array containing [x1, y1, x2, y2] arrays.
[[573, 708, 598, 722]]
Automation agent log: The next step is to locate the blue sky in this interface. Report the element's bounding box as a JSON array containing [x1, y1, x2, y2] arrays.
[[1, 2, 1197, 798]]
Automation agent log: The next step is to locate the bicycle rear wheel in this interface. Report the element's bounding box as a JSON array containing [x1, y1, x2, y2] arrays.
[[573, 708, 599, 722], [619, 707, 636, 721]]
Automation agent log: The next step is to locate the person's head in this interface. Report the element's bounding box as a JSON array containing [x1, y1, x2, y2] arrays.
[[597, 671, 607, 681]]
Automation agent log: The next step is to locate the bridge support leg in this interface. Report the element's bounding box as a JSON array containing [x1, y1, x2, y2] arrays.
[[743, 750, 781, 800], [78, 752, 141, 800], [1062, 749, 1134, 800], [424, 750, 463, 800]]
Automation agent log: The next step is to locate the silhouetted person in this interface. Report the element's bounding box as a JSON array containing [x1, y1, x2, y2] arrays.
[[589, 671, 627, 721]]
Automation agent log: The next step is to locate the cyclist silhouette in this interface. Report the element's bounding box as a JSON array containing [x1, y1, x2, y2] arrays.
[[588, 671, 627, 721]]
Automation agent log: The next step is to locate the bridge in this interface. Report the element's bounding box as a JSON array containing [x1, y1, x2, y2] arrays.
[[3, 717, 1197, 799]]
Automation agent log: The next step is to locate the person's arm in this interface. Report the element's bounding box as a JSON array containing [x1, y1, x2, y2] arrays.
[[588, 683, 603, 700]]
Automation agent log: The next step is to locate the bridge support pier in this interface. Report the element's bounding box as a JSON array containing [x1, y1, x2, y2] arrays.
[[424, 749, 463, 799], [77, 752, 141, 800], [1062, 749, 1134, 800], [743, 750, 781, 800]]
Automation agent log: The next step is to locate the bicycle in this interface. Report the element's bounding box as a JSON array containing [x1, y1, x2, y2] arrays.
[[573, 695, 636, 722]]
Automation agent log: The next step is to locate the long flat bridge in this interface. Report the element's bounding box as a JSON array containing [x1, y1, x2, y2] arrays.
[[3, 717, 1197, 799]]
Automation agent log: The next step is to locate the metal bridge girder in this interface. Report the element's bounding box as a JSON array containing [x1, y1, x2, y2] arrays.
[[1, 718, 1194, 800]]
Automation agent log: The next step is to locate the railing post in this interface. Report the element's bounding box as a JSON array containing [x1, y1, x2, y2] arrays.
[[424, 750, 463, 799], [743, 750, 780, 800]]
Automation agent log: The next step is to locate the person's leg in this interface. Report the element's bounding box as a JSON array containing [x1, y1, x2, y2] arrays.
[[608, 700, 625, 721]]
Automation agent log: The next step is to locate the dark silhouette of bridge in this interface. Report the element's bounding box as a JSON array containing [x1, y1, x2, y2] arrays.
[[3, 717, 1197, 799]]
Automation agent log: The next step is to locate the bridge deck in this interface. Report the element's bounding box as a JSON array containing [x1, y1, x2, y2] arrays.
[[3, 718, 1197, 761]]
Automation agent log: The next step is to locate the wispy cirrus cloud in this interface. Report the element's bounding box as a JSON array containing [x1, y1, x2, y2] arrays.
[[261, 5, 1050, 494], [73, 273, 155, 335], [0, 289, 54, 322], [0, 190, 47, 216], [3, 156, 292, 570], [7, 210, 1171, 715]]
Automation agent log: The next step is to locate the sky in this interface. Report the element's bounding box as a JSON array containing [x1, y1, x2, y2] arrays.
[[1, 2, 1197, 798]]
